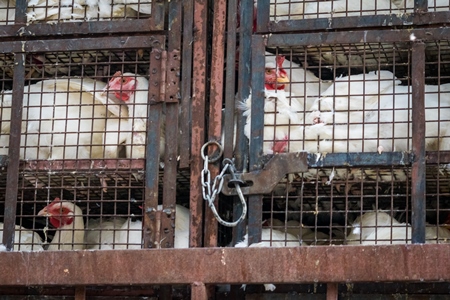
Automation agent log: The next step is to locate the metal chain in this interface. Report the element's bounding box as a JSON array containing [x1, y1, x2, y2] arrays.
[[201, 143, 247, 227]]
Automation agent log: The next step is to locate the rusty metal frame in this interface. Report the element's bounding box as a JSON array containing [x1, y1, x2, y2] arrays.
[[1, 34, 166, 251], [204, 0, 227, 249], [178, 0, 194, 169], [1, 0, 166, 38], [0, 245, 449, 285], [189, 0, 208, 248], [255, 0, 450, 33], [265, 27, 450, 47]]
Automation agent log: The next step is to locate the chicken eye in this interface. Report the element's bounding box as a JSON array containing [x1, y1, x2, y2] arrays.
[[265, 69, 272, 74]]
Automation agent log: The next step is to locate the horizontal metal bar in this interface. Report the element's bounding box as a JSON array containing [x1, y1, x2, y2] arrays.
[[266, 27, 450, 47], [221, 151, 450, 195], [265, 11, 450, 33], [20, 159, 145, 171], [0, 245, 449, 285], [11, 151, 449, 172], [0, 35, 164, 53], [308, 152, 412, 168], [0, 20, 164, 38]]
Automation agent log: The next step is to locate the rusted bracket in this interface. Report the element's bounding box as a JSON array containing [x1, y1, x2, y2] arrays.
[[157, 49, 180, 103], [165, 49, 181, 103], [221, 152, 309, 196]]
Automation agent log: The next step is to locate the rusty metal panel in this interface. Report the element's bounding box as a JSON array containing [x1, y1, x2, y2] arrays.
[[179, 0, 194, 169], [266, 28, 450, 48], [144, 45, 165, 249], [0, 36, 165, 54], [0, 245, 449, 285], [189, 0, 208, 248], [160, 0, 182, 251], [204, 0, 227, 248], [0, 20, 158, 38]]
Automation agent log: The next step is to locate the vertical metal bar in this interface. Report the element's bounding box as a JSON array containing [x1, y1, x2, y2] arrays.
[[3, 53, 25, 251], [414, 0, 428, 12], [191, 282, 207, 300], [232, 0, 251, 244], [256, 0, 270, 33], [179, 0, 194, 169], [190, 0, 208, 248], [144, 43, 165, 249], [74, 286, 86, 300], [160, 0, 182, 252], [326, 283, 339, 300], [411, 41, 426, 244], [150, 0, 166, 30], [235, 0, 253, 174], [223, 0, 237, 161], [14, 0, 27, 23], [204, 0, 226, 248], [248, 28, 265, 246]]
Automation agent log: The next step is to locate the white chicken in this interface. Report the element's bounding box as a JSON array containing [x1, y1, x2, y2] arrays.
[[266, 52, 331, 111], [114, 204, 190, 249], [270, 0, 398, 21], [25, 0, 137, 22], [0, 222, 44, 251], [39, 199, 189, 250], [240, 54, 304, 154], [85, 217, 128, 249], [235, 227, 299, 292], [301, 71, 450, 154], [37, 198, 85, 250], [102, 71, 165, 159], [346, 211, 401, 245], [0, 77, 125, 159], [347, 211, 450, 245], [116, 217, 143, 249]]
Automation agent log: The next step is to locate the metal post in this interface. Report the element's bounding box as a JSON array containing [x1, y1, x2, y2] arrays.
[[3, 53, 25, 250], [190, 0, 208, 248], [411, 41, 426, 244]]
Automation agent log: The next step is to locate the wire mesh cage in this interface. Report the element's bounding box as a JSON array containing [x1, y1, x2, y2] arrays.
[[0, 157, 191, 250], [0, 0, 155, 25], [265, 0, 450, 21], [251, 42, 450, 158], [0, 31, 191, 250], [233, 38, 450, 248], [258, 168, 450, 246], [0, 47, 161, 160]]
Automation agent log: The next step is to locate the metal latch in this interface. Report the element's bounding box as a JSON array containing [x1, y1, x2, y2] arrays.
[[221, 152, 309, 196]]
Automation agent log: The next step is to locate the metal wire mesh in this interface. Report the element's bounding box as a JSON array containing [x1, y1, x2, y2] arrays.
[[267, 0, 449, 21], [240, 40, 450, 246], [0, 0, 153, 25]]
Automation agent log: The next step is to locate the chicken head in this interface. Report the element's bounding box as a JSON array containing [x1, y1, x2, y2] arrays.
[[265, 55, 289, 90]]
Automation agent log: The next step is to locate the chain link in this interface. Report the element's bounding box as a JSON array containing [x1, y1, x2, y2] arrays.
[[201, 144, 247, 227]]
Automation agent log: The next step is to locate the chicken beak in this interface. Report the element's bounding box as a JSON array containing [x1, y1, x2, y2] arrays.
[[37, 207, 49, 217], [277, 75, 289, 84]]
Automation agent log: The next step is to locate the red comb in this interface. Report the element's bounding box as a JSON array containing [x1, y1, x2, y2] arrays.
[[112, 71, 122, 77], [276, 55, 285, 68]]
